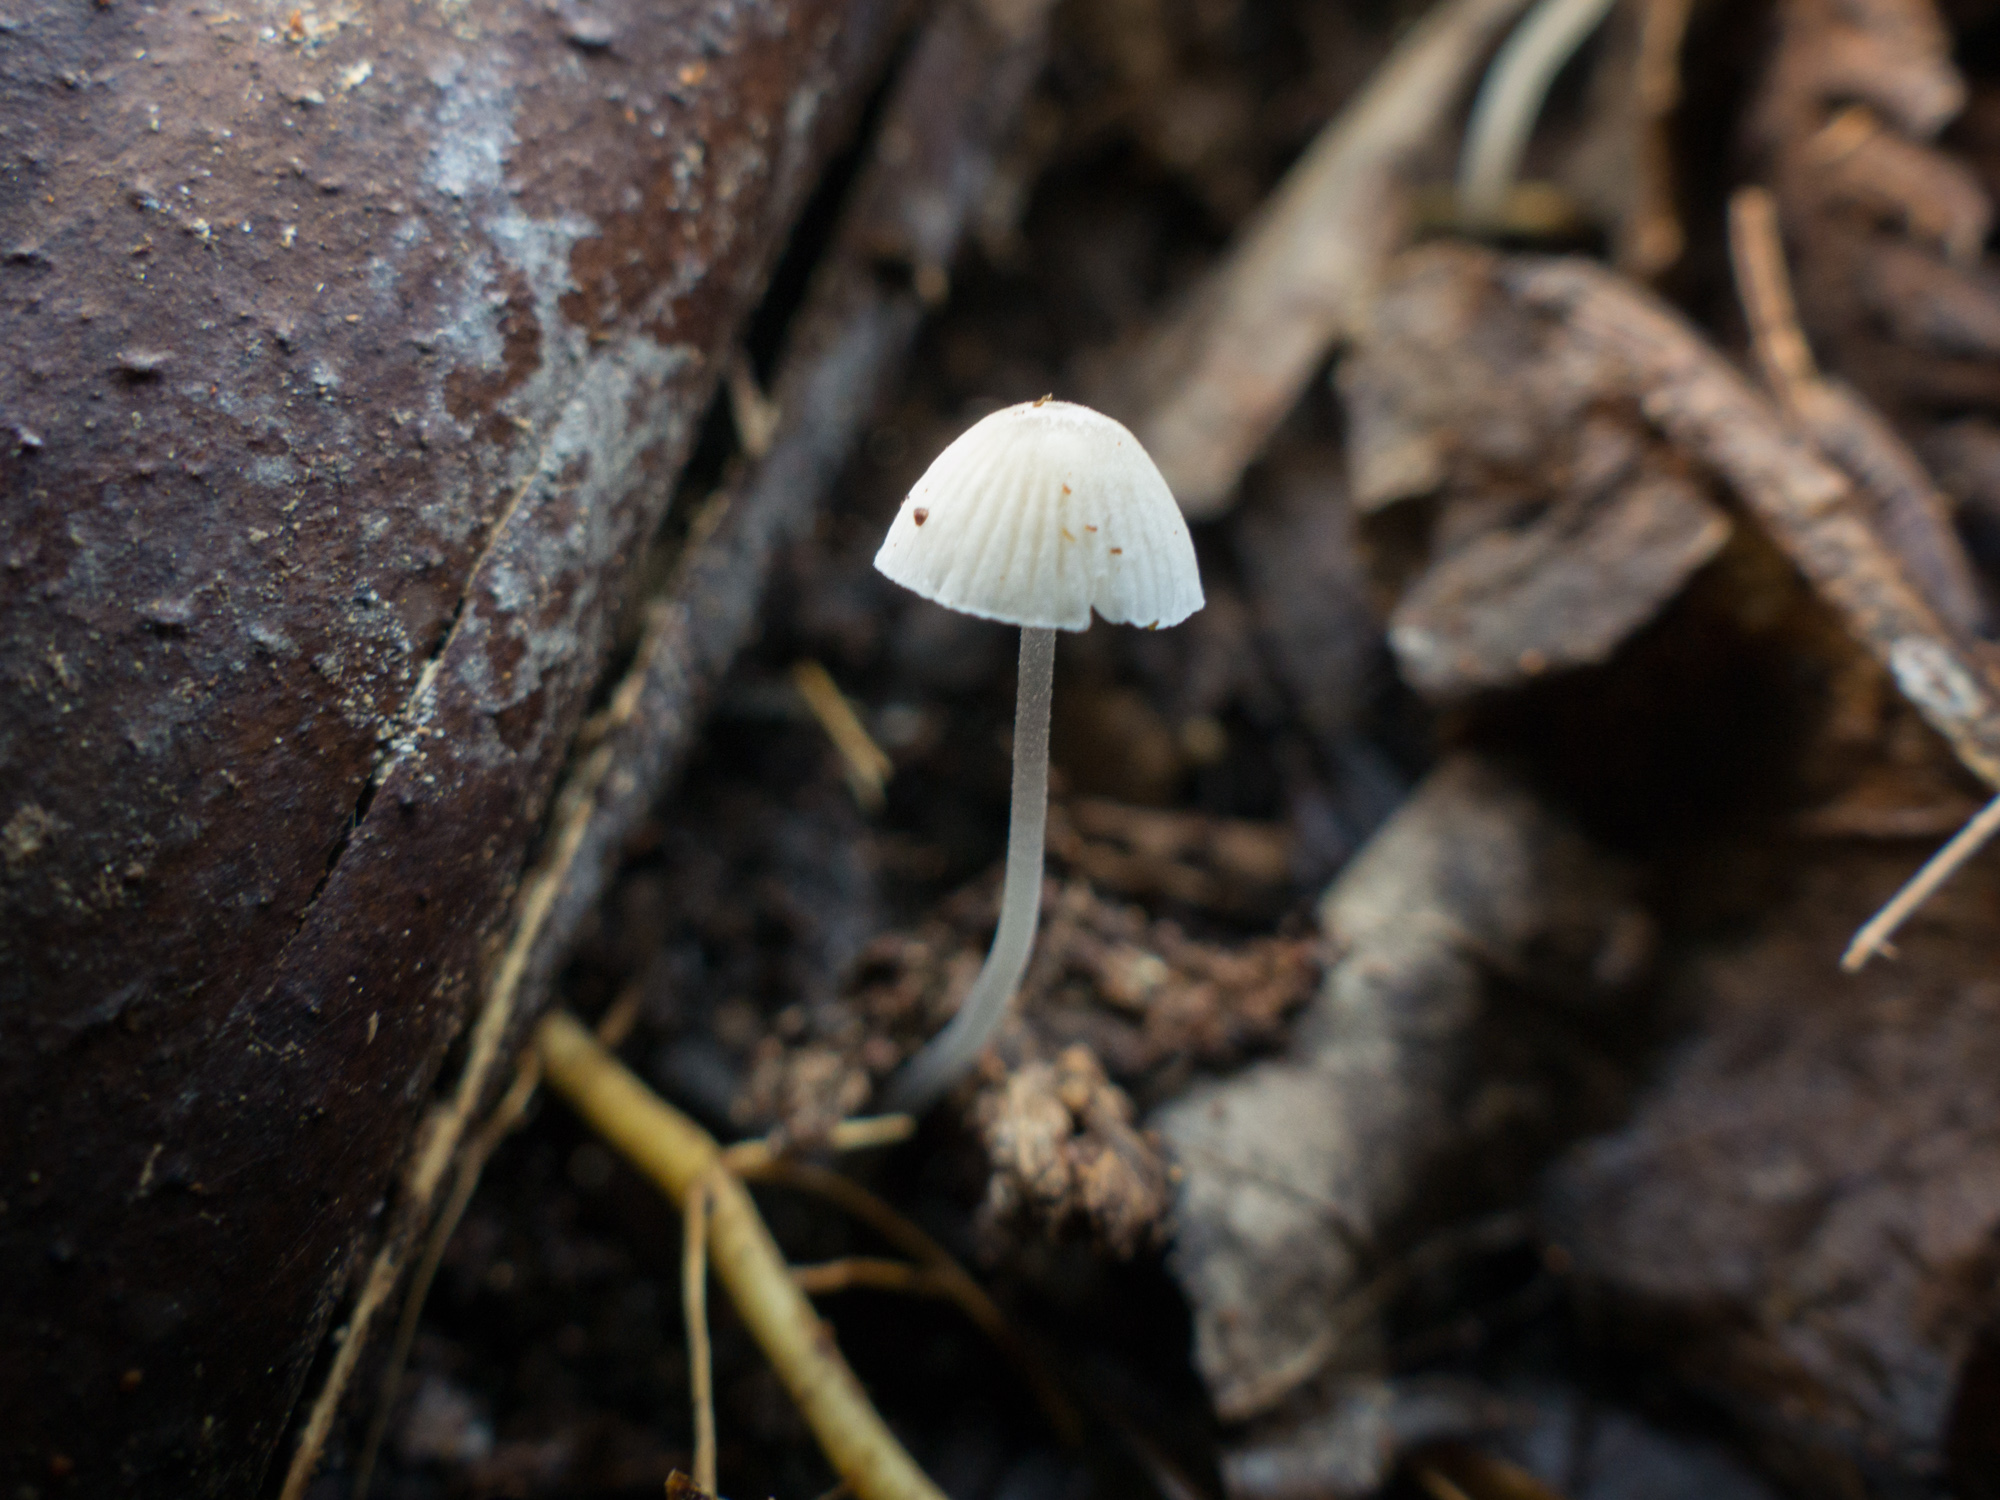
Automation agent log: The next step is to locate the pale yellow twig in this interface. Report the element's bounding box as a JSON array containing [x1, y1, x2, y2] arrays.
[[719, 1113, 916, 1176], [792, 660, 894, 812], [727, 352, 782, 459], [1412, 1463, 1477, 1500], [737, 1156, 1081, 1446], [684, 1172, 718, 1494], [1843, 789, 2000, 969], [793, 1257, 950, 1297], [1729, 186, 1822, 393], [536, 1012, 947, 1500], [1621, 0, 1694, 275], [1729, 184, 2000, 968], [351, 1057, 542, 1499], [284, 735, 623, 1500]]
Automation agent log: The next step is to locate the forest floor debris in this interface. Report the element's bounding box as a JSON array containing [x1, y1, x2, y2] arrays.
[[335, 0, 2000, 1495], [1157, 758, 1648, 1423], [741, 865, 1321, 1252], [1546, 846, 2000, 1497]]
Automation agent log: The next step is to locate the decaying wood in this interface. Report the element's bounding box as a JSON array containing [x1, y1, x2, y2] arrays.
[[279, 1, 1058, 1488], [1547, 848, 2000, 1496], [1341, 243, 1732, 700], [1155, 758, 1646, 1421], [0, 3, 904, 1491], [1112, 0, 1537, 518], [1501, 255, 2000, 791]]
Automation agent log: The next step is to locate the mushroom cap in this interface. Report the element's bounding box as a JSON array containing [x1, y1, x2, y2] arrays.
[[874, 400, 1205, 631]]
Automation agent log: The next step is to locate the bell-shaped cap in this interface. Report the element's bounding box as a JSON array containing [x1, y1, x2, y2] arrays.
[[874, 400, 1205, 631]]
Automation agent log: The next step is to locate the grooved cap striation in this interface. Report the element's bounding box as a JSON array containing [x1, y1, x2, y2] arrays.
[[875, 400, 1205, 631]]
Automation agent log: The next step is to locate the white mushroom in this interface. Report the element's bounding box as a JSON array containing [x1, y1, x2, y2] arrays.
[[875, 398, 1204, 1112]]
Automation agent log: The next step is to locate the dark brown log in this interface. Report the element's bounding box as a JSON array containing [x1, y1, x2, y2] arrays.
[[283, 1, 1055, 1482], [0, 0, 904, 1491]]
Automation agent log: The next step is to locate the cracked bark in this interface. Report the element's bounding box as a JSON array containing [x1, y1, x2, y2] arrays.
[[0, 0, 906, 1491]]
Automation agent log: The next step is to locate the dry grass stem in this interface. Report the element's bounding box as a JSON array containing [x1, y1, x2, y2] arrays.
[[1412, 1463, 1477, 1500], [350, 1058, 542, 1500], [1622, 0, 1695, 274], [1729, 186, 1986, 633], [791, 660, 896, 813], [283, 759, 613, 1500], [793, 1258, 951, 1298], [1729, 186, 2000, 963], [739, 1156, 1083, 1445], [1730, 186, 1820, 390], [728, 351, 782, 459], [719, 1113, 917, 1176], [535, 1011, 949, 1500], [352, 988, 640, 1499], [1842, 790, 2000, 968], [684, 1171, 719, 1494]]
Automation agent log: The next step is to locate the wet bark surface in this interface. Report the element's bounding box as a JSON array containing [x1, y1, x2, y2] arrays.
[[0, 0, 902, 1490]]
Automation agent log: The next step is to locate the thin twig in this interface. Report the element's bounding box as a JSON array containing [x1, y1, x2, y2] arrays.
[[1729, 185, 1820, 390], [739, 1156, 1083, 1445], [1412, 1463, 1477, 1500], [728, 352, 783, 459], [537, 1011, 948, 1500], [792, 660, 895, 812], [1729, 186, 1985, 632], [1727, 188, 2000, 963], [351, 1057, 542, 1500], [285, 772, 608, 1500], [1620, 0, 1695, 276], [685, 1171, 719, 1495], [1842, 789, 2000, 968], [719, 1113, 917, 1176], [793, 1257, 951, 1297]]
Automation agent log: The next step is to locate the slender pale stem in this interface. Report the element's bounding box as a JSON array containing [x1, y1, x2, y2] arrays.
[[886, 626, 1056, 1113], [1456, 0, 1620, 226]]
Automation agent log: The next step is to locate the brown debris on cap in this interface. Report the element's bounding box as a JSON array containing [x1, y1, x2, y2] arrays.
[[875, 400, 1204, 631]]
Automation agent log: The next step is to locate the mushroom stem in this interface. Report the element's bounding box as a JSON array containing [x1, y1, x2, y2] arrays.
[[887, 626, 1056, 1113], [1456, 0, 1619, 227]]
